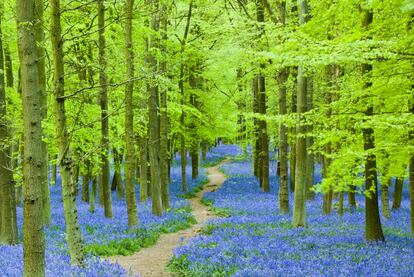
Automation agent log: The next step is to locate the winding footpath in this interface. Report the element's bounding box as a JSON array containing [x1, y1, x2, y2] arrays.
[[108, 161, 228, 277]]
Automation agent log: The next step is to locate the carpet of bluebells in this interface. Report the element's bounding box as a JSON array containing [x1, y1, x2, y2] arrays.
[[0, 144, 241, 277], [170, 158, 414, 276]]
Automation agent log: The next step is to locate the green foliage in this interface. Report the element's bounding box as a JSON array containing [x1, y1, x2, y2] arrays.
[[84, 207, 196, 257], [167, 254, 236, 277], [178, 177, 209, 199]]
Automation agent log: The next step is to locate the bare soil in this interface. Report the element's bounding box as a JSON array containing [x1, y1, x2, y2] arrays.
[[108, 162, 228, 277]]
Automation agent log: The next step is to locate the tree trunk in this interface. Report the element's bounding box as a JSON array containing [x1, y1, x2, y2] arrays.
[[277, 68, 289, 214], [35, 0, 51, 226], [322, 65, 334, 214], [348, 186, 357, 209], [50, 0, 85, 263], [89, 176, 96, 213], [362, 9, 384, 242], [148, 0, 163, 216], [139, 136, 149, 202], [257, 73, 269, 192], [289, 67, 297, 193], [16, 0, 46, 273], [81, 174, 89, 203], [392, 177, 403, 210], [338, 191, 344, 219], [0, 7, 18, 245], [160, 3, 170, 211], [201, 142, 207, 160], [178, 1, 193, 193], [381, 164, 392, 218], [124, 0, 138, 227], [52, 155, 57, 186], [252, 77, 260, 179], [306, 78, 314, 200], [112, 148, 125, 198], [98, 0, 112, 218], [292, 65, 307, 227]]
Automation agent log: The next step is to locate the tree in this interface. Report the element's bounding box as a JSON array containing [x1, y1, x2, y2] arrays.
[[148, 0, 163, 216], [292, 0, 310, 228], [16, 0, 45, 273], [361, 6, 384, 242], [178, 1, 194, 193], [0, 1, 18, 245], [97, 0, 113, 218], [124, 0, 138, 227], [50, 0, 85, 263], [160, 1, 170, 210], [34, 0, 50, 225]]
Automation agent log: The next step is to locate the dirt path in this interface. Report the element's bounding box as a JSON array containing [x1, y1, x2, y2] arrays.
[[108, 162, 228, 277]]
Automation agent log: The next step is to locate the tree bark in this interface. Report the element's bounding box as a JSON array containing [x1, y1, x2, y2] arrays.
[[362, 8, 384, 242], [277, 68, 289, 214], [148, 0, 163, 215], [0, 5, 18, 245], [392, 177, 403, 210], [139, 136, 149, 202], [98, 0, 113, 218], [178, 1, 193, 193], [306, 78, 314, 200], [160, 3, 170, 210], [289, 67, 297, 193], [124, 0, 138, 227], [292, 65, 307, 227], [50, 0, 85, 263], [35, 0, 51, 226], [112, 148, 125, 198], [16, 0, 45, 273]]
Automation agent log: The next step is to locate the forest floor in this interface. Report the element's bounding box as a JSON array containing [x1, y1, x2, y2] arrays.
[[108, 161, 228, 276]]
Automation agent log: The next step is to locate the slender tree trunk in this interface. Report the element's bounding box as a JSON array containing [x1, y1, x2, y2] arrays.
[[139, 136, 149, 202], [112, 148, 124, 198], [89, 176, 96, 213], [289, 67, 297, 193], [362, 8, 384, 242], [322, 149, 333, 215], [124, 0, 138, 227], [323, 65, 334, 214], [277, 68, 289, 214], [201, 142, 207, 160], [348, 186, 357, 209], [292, 1, 310, 227], [52, 155, 57, 186], [82, 161, 91, 203], [381, 169, 391, 219], [0, 6, 18, 245], [338, 191, 344, 219], [97, 0, 112, 218], [178, 1, 193, 193], [148, 0, 163, 216], [392, 177, 403, 210], [292, 64, 307, 227], [306, 78, 314, 200], [16, 0, 45, 273], [35, 0, 51, 226], [50, 0, 85, 263], [257, 73, 269, 192], [160, 3, 170, 210], [252, 77, 260, 179]]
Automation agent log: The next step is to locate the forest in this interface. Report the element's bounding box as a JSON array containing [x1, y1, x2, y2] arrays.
[[0, 0, 413, 276]]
